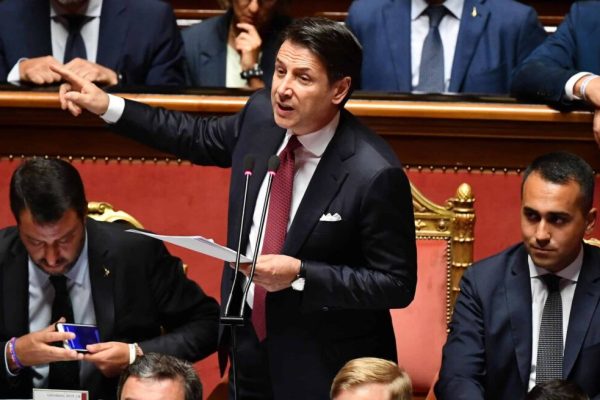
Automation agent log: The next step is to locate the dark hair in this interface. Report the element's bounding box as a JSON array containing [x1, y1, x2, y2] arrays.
[[522, 152, 595, 213], [526, 379, 589, 400], [117, 353, 202, 400], [9, 158, 87, 224], [280, 17, 362, 103]]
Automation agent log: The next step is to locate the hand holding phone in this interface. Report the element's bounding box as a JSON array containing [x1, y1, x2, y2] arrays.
[[56, 323, 100, 353]]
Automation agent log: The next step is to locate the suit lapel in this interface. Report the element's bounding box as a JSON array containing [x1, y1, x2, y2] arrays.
[[449, 0, 489, 92], [86, 220, 115, 341], [382, 0, 412, 91], [283, 113, 352, 256], [506, 245, 533, 387], [563, 244, 600, 377], [96, 0, 127, 71], [1, 239, 29, 337], [25, 0, 52, 58], [199, 12, 231, 86]]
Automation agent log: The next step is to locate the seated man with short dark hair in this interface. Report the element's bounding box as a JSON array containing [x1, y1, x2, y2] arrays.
[[436, 152, 600, 399], [0, 158, 219, 400]]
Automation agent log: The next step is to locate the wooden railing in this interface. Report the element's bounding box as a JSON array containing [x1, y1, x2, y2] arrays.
[[0, 89, 596, 169]]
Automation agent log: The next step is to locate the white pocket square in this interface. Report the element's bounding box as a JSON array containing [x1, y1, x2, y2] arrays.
[[319, 213, 342, 222]]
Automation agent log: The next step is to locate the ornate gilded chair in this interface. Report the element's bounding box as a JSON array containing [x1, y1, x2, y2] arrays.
[[392, 183, 475, 398], [87, 201, 144, 229]]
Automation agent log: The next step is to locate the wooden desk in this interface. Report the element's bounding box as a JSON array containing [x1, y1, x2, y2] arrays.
[[0, 90, 595, 169]]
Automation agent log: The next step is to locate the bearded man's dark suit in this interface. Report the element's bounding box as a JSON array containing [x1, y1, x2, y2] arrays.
[[109, 89, 418, 399], [0, 0, 185, 85], [435, 243, 600, 400], [0, 218, 220, 400]]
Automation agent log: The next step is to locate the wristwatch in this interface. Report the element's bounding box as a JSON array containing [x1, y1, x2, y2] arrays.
[[291, 261, 306, 291], [240, 63, 264, 80]]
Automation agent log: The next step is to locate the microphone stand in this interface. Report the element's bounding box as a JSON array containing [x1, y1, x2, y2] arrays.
[[220, 155, 254, 400], [220, 155, 280, 400]]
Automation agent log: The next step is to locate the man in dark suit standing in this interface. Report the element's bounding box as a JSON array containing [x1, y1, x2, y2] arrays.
[[346, 0, 546, 94], [1, 159, 219, 400], [53, 17, 418, 399], [436, 152, 600, 399], [511, 1, 600, 147], [0, 0, 185, 86]]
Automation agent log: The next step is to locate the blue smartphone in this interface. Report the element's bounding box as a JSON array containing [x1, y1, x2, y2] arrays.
[[56, 323, 100, 352]]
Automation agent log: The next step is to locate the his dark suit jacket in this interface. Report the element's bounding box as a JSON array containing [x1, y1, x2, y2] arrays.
[[0, 0, 185, 85], [436, 243, 600, 400], [182, 10, 291, 88], [346, 0, 546, 94], [111, 89, 418, 399], [0, 218, 219, 400], [511, 1, 600, 108]]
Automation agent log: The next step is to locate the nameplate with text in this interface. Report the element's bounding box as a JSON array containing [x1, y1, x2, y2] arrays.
[[33, 389, 88, 400]]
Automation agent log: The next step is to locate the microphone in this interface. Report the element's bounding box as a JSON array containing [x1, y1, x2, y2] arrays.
[[238, 155, 280, 317], [222, 154, 255, 319]]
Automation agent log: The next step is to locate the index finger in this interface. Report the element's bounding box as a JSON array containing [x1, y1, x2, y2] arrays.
[[49, 64, 88, 90]]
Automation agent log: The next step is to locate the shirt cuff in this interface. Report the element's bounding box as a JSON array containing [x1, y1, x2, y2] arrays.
[[3, 341, 18, 377], [100, 94, 125, 124], [565, 72, 593, 100], [7, 58, 27, 83]]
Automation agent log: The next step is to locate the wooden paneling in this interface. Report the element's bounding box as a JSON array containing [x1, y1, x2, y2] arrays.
[[0, 90, 596, 170]]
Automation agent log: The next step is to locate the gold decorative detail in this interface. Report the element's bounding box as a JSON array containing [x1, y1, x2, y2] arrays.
[[87, 201, 144, 229], [411, 182, 476, 326]]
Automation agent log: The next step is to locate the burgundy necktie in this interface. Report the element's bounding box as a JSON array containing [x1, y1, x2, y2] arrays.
[[252, 136, 301, 341]]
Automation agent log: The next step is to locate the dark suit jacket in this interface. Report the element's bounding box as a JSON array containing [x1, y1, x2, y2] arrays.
[[346, 0, 546, 94], [0, 219, 219, 400], [0, 0, 185, 85], [436, 243, 600, 400], [182, 10, 291, 88], [111, 89, 418, 399], [511, 1, 600, 108]]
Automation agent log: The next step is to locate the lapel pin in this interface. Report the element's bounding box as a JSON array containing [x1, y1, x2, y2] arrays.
[[472, 6, 478, 17], [103, 266, 110, 277]]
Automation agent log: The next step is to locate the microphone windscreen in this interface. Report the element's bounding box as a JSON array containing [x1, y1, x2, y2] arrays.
[[267, 155, 281, 172], [243, 154, 255, 173]]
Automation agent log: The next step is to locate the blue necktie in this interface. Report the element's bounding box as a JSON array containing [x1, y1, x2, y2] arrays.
[[536, 274, 563, 384], [415, 5, 447, 92], [62, 15, 92, 63]]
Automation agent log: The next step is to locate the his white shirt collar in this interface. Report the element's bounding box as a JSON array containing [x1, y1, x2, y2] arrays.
[[528, 244, 583, 283], [284, 112, 340, 157], [412, 0, 464, 21]]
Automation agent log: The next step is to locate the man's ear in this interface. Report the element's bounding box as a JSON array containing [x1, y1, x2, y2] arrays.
[[331, 77, 351, 106], [585, 207, 597, 233]]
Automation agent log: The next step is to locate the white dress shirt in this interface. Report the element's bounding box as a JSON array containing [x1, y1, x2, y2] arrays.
[[528, 246, 582, 390], [225, 45, 263, 88], [244, 113, 340, 307], [7, 0, 103, 82], [411, 0, 464, 92]]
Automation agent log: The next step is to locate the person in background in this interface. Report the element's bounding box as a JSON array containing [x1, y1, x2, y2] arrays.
[[182, 0, 291, 89], [511, 1, 600, 148], [117, 353, 202, 400], [436, 152, 600, 399], [331, 357, 412, 400], [54, 17, 418, 400], [0, 0, 185, 86], [346, 0, 546, 95], [0, 158, 219, 400], [526, 379, 589, 400]]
